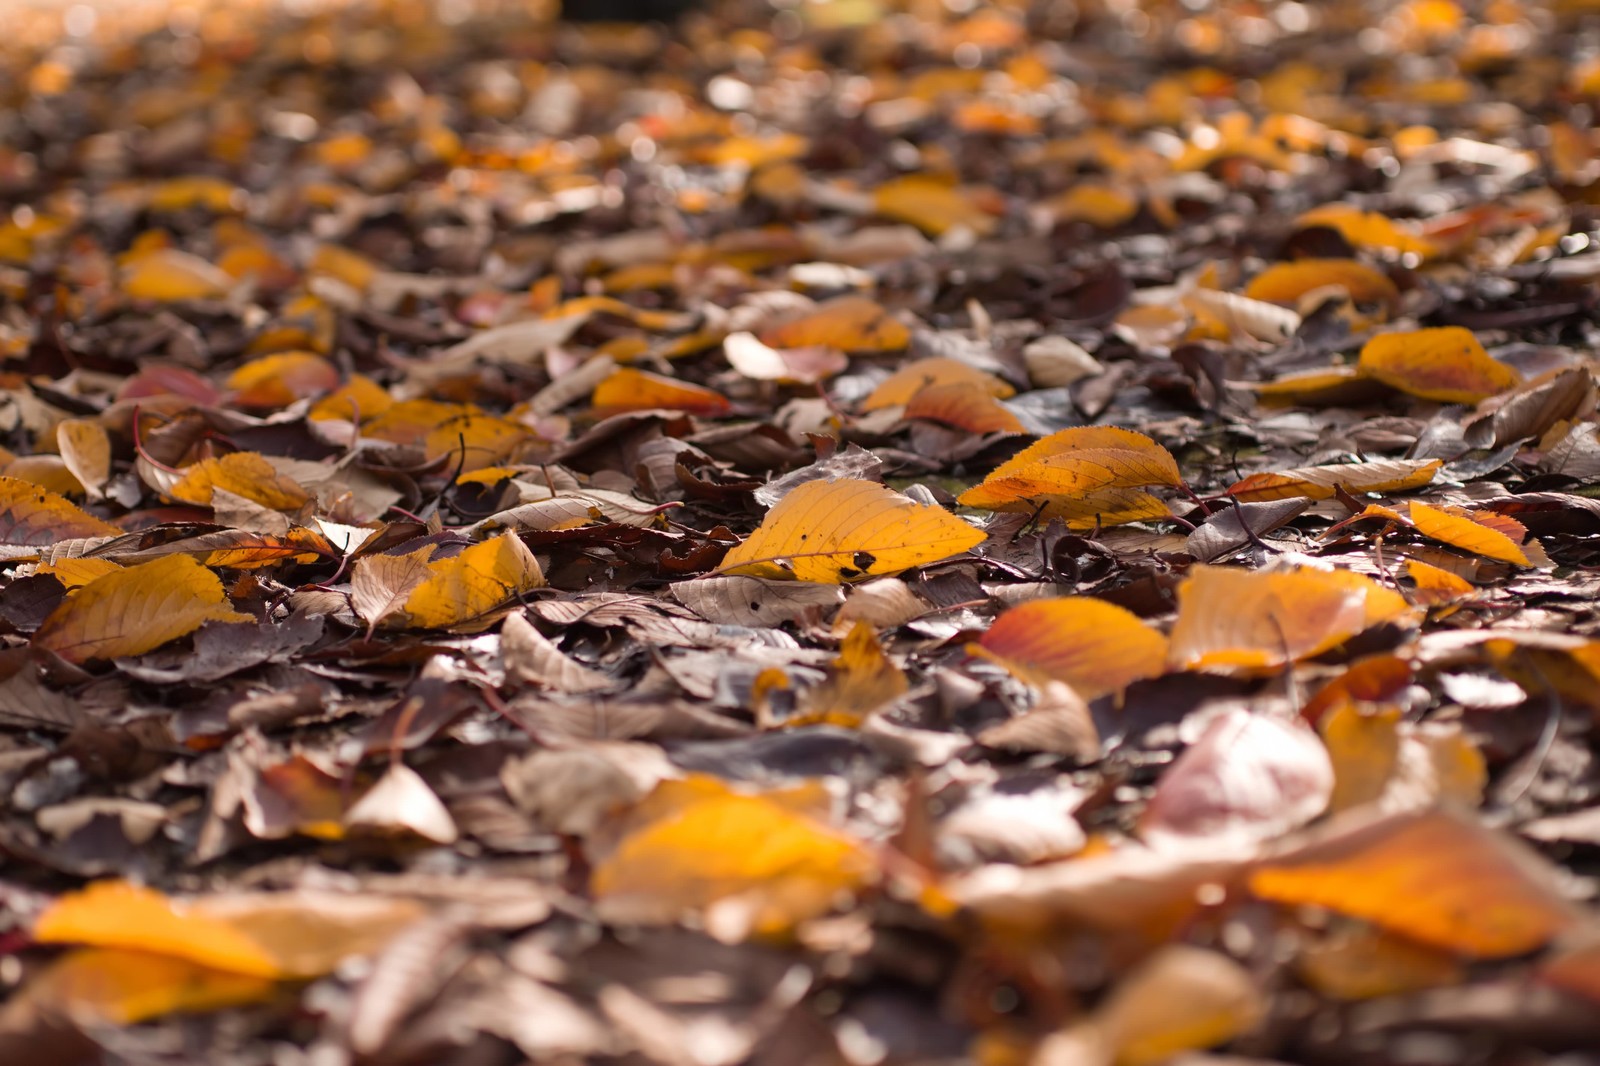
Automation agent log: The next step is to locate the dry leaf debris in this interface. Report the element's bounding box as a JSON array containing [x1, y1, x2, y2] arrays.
[[5, 0, 1600, 1062]]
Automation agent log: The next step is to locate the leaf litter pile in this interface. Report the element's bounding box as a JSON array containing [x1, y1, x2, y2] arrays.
[[12, 0, 1600, 1061]]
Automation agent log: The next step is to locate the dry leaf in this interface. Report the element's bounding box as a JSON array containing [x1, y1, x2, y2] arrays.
[[0, 475, 121, 545], [957, 427, 1181, 528], [33, 554, 251, 663], [501, 610, 612, 692], [591, 775, 876, 940], [861, 356, 1015, 411], [1139, 709, 1333, 851], [350, 544, 437, 631], [400, 532, 545, 630], [758, 295, 911, 353], [1228, 458, 1442, 502], [975, 596, 1167, 701], [168, 452, 313, 512], [1408, 501, 1532, 565], [1358, 326, 1521, 404], [1250, 807, 1582, 958], [718, 478, 983, 583], [54, 419, 112, 499], [1244, 258, 1398, 306], [592, 367, 732, 415]]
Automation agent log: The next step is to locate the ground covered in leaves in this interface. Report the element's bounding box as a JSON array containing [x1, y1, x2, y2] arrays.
[[8, 0, 1600, 1062]]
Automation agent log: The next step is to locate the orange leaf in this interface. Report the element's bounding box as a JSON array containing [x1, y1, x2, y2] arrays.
[[591, 367, 731, 415], [362, 399, 475, 445], [758, 295, 911, 353], [718, 478, 984, 583], [226, 351, 340, 408], [35, 882, 282, 977], [32, 554, 251, 663], [19, 949, 277, 1025], [1243, 259, 1398, 306], [1358, 327, 1520, 404], [120, 248, 234, 302], [591, 775, 876, 940], [903, 383, 1024, 434], [1250, 808, 1581, 958], [1041, 183, 1140, 228], [862, 357, 1015, 411], [422, 411, 532, 469], [1404, 556, 1477, 605], [957, 426, 1180, 527], [400, 532, 545, 630], [872, 175, 998, 237], [1407, 501, 1532, 566], [168, 452, 312, 512], [1300, 654, 1413, 724], [0, 475, 121, 545], [976, 596, 1168, 700], [1168, 565, 1412, 672], [1228, 458, 1441, 502], [1296, 204, 1439, 259], [147, 175, 242, 214]]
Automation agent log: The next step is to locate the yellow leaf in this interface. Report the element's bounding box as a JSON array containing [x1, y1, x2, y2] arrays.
[[1358, 327, 1520, 404], [422, 411, 532, 468], [975, 596, 1168, 700], [904, 384, 1024, 434], [32, 554, 251, 663], [862, 356, 1015, 411], [1228, 458, 1442, 502], [1404, 556, 1477, 605], [1104, 946, 1263, 1066], [1250, 808, 1580, 959], [169, 452, 312, 512], [401, 532, 545, 630], [147, 175, 242, 214], [758, 295, 910, 353], [1243, 259, 1398, 306], [309, 244, 378, 292], [1042, 183, 1140, 228], [308, 374, 393, 423], [36, 557, 122, 589], [1320, 702, 1403, 814], [591, 775, 876, 939], [1296, 927, 1464, 1001], [719, 478, 984, 583], [872, 175, 997, 237], [957, 427, 1180, 528], [1168, 565, 1412, 672], [1408, 502, 1532, 566], [0, 474, 121, 545]]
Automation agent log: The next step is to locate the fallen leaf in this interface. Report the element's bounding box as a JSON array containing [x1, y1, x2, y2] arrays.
[[758, 295, 911, 352], [872, 174, 997, 237], [957, 426, 1180, 527], [167, 453, 313, 512], [903, 383, 1024, 434], [1139, 709, 1334, 851], [226, 351, 340, 408], [1168, 565, 1412, 671], [1408, 501, 1532, 565], [54, 420, 112, 499], [0, 475, 121, 545], [1250, 807, 1581, 958], [862, 356, 1015, 411], [400, 532, 545, 630], [718, 478, 984, 583], [591, 367, 732, 415], [1243, 258, 1398, 306], [1228, 458, 1442, 502], [32, 554, 251, 663], [1358, 326, 1520, 404], [975, 596, 1168, 700], [783, 622, 907, 728], [591, 775, 876, 940], [18, 949, 278, 1025]]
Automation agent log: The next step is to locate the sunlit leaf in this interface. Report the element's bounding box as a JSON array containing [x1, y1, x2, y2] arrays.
[[33, 554, 250, 663], [1250, 808, 1581, 958], [718, 478, 984, 583], [168, 452, 313, 512], [591, 367, 732, 415], [54, 418, 112, 499], [591, 775, 876, 940], [1408, 501, 1532, 566], [975, 596, 1167, 700], [861, 356, 1015, 411], [1296, 204, 1439, 259], [957, 427, 1180, 527], [226, 351, 340, 408], [20, 949, 277, 1025], [784, 622, 907, 728], [903, 383, 1025, 433], [1228, 458, 1441, 502], [400, 532, 545, 630], [1358, 327, 1520, 404], [120, 248, 234, 301], [1168, 565, 1414, 672], [758, 295, 911, 353], [0, 475, 120, 545], [1243, 258, 1398, 306]]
